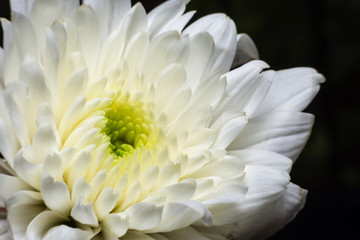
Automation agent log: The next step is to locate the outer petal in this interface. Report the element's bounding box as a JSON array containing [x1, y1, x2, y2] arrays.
[[43, 224, 95, 240], [41, 174, 71, 215], [229, 112, 315, 160], [231, 33, 259, 68], [228, 183, 307, 240], [125, 202, 163, 231], [147, 0, 187, 37], [102, 212, 129, 238], [213, 60, 271, 119], [6, 191, 45, 240], [253, 68, 325, 116], [162, 226, 210, 240], [10, 0, 35, 16], [26, 211, 68, 240], [0, 117, 18, 165], [0, 174, 32, 203], [148, 201, 212, 233], [184, 13, 237, 72]]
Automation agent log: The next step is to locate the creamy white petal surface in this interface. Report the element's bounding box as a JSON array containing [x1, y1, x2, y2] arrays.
[[0, 0, 323, 239]]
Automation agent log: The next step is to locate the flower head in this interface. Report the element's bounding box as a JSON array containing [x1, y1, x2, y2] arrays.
[[0, 0, 324, 239]]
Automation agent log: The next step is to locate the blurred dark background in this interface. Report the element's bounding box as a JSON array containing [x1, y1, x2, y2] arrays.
[[1, 0, 359, 239]]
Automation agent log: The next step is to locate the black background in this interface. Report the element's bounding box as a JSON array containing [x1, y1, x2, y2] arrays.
[[1, 0, 359, 239]]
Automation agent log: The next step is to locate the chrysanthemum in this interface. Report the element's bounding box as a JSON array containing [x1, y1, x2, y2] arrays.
[[0, 0, 324, 239]]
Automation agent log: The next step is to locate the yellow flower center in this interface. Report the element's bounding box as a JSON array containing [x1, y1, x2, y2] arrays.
[[103, 101, 157, 160]]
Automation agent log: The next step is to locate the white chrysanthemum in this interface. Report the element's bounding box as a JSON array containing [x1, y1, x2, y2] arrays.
[[0, 0, 324, 239]]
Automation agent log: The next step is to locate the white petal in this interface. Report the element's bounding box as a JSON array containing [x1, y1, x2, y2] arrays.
[[1, 19, 16, 86], [94, 187, 119, 221], [0, 117, 18, 164], [163, 226, 210, 240], [43, 224, 95, 240], [230, 183, 307, 240], [0, 48, 3, 88], [203, 192, 245, 226], [230, 112, 314, 160], [141, 31, 189, 83], [213, 60, 271, 119], [254, 67, 325, 116], [76, 4, 101, 74], [6, 191, 45, 240], [184, 14, 237, 72], [41, 174, 71, 215], [26, 211, 68, 240], [230, 150, 292, 173], [84, 0, 111, 36], [102, 212, 129, 238], [66, 145, 94, 190], [149, 201, 211, 232], [4, 90, 31, 145], [13, 151, 42, 190], [10, 12, 38, 61], [0, 174, 32, 201], [71, 200, 98, 227], [212, 112, 248, 149], [30, 0, 66, 26], [152, 179, 196, 204], [125, 202, 163, 231], [231, 33, 259, 68], [0, 217, 12, 240], [140, 165, 159, 194], [147, 0, 186, 37], [185, 32, 214, 85], [62, 67, 88, 111], [122, 231, 155, 240], [19, 55, 50, 104], [31, 123, 59, 163], [10, 0, 35, 16], [58, 96, 86, 140], [191, 155, 244, 179], [118, 3, 147, 43], [71, 178, 90, 204], [154, 63, 186, 111], [109, 0, 131, 31], [162, 88, 191, 123], [117, 181, 141, 211]]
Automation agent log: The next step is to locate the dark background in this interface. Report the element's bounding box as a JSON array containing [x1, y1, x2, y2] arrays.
[[1, 0, 359, 239]]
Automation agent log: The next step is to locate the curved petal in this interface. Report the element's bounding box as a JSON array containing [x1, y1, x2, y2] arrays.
[[10, 0, 35, 16], [147, 0, 187, 37], [6, 191, 45, 240], [213, 60, 271, 119], [228, 183, 307, 240], [102, 212, 129, 238], [26, 211, 68, 240], [43, 224, 95, 240], [71, 200, 98, 227], [0, 117, 18, 165], [231, 33, 259, 68], [0, 217, 12, 240], [253, 67, 325, 116], [41, 174, 71, 215], [184, 13, 237, 72], [125, 202, 163, 231], [230, 112, 314, 160], [94, 187, 119, 221], [0, 174, 32, 201], [163, 226, 210, 240], [149, 201, 211, 233]]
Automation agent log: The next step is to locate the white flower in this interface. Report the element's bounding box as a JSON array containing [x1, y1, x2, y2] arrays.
[[0, 0, 324, 239]]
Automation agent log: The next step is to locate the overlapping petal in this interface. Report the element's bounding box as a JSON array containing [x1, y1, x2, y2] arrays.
[[0, 0, 323, 239]]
